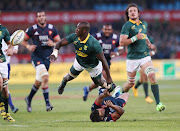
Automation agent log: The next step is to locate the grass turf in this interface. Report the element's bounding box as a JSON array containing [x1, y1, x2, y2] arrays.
[[0, 80, 180, 131]]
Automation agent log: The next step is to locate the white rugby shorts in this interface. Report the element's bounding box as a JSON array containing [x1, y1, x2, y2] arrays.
[[126, 56, 152, 72], [73, 58, 102, 78]]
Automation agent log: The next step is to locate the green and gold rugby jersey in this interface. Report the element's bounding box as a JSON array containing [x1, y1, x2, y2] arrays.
[[0, 25, 10, 62], [66, 33, 103, 68], [121, 19, 149, 59]]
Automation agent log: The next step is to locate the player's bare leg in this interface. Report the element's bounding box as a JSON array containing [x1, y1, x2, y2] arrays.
[[83, 70, 107, 101], [141, 62, 165, 111], [58, 73, 75, 95], [2, 78, 15, 122], [0, 77, 6, 116], [122, 71, 136, 93]]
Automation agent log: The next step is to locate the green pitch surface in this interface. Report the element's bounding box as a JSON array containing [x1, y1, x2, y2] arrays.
[[0, 80, 180, 131]]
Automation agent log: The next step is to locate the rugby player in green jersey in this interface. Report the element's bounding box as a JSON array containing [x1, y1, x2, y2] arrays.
[[132, 36, 157, 103], [119, 3, 166, 112], [0, 10, 15, 122], [49, 21, 115, 95]]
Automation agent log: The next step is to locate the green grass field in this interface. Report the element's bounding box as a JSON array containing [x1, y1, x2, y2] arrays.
[[0, 80, 180, 131]]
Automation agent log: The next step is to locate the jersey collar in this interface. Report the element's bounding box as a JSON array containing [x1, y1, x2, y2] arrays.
[[78, 33, 90, 44], [129, 19, 142, 26]]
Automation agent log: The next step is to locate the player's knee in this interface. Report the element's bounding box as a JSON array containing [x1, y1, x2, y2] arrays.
[[148, 73, 156, 83], [127, 76, 135, 87], [42, 75, 49, 84]]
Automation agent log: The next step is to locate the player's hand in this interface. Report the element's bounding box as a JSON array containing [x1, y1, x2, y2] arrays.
[[103, 89, 111, 97], [110, 52, 118, 58], [104, 100, 114, 107], [48, 54, 57, 62], [47, 39, 55, 47], [4, 48, 14, 56], [147, 43, 155, 50], [27, 45, 37, 52], [107, 83, 116, 92], [136, 30, 144, 40]]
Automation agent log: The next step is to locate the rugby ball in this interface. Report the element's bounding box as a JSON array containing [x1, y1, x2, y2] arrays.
[[10, 30, 25, 46]]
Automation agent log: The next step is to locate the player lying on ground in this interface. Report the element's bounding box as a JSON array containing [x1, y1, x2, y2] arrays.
[[90, 89, 129, 122]]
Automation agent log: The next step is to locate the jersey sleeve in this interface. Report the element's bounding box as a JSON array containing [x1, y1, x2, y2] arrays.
[[66, 33, 77, 44], [25, 27, 33, 38], [4, 28, 10, 42], [91, 102, 101, 111], [53, 26, 59, 38], [120, 23, 130, 36], [92, 40, 103, 54]]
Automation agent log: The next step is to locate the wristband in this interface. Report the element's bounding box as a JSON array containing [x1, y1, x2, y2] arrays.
[[117, 46, 123, 50], [51, 49, 58, 58], [116, 52, 120, 56], [130, 35, 138, 43], [151, 51, 155, 56]]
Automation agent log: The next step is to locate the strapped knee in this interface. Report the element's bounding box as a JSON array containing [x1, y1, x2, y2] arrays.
[[127, 76, 135, 84], [144, 66, 155, 76], [3, 79, 9, 88]]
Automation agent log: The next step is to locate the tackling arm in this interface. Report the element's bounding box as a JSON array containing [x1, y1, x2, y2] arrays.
[[49, 38, 70, 62], [94, 89, 110, 105], [96, 52, 112, 84]]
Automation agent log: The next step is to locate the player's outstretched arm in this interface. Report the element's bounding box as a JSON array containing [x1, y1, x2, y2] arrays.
[[96, 52, 112, 84], [94, 89, 110, 105], [21, 34, 37, 52], [49, 38, 69, 62]]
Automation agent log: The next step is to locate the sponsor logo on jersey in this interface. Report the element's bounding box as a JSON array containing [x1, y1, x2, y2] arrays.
[[102, 44, 112, 50], [37, 61, 41, 65], [76, 50, 88, 57], [112, 40, 116, 45], [39, 35, 49, 46], [143, 25, 146, 29], [0, 31, 2, 36], [73, 40, 78, 45], [139, 28, 142, 32], [84, 45, 88, 50], [131, 25, 135, 29], [34, 31, 39, 35], [49, 31, 52, 35]]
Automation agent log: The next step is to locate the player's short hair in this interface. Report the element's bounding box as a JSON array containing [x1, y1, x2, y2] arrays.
[[90, 110, 101, 122], [125, 3, 140, 21], [36, 10, 46, 17], [103, 23, 112, 28], [79, 21, 90, 32]]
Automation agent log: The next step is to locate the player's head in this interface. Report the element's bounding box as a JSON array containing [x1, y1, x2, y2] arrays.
[[125, 3, 140, 21], [75, 21, 90, 37], [36, 11, 46, 26], [102, 24, 113, 37], [90, 108, 105, 122]]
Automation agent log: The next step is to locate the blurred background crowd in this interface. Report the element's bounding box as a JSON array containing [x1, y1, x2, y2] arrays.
[[0, 0, 180, 63]]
